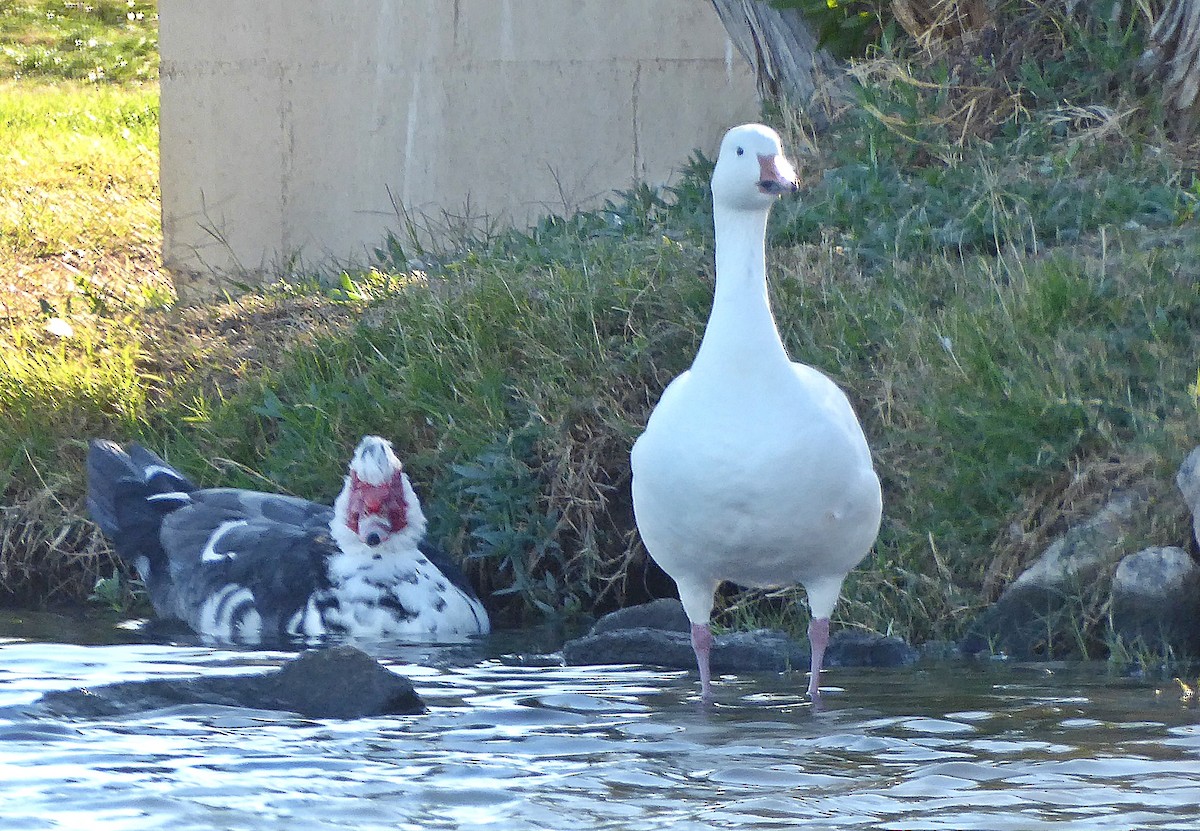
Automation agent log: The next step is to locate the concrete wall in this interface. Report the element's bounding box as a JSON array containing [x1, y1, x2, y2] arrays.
[[160, 0, 759, 298]]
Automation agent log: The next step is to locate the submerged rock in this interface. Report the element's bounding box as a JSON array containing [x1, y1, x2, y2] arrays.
[[563, 600, 917, 673], [1111, 546, 1200, 655], [562, 626, 808, 673], [563, 625, 712, 670], [34, 645, 425, 720]]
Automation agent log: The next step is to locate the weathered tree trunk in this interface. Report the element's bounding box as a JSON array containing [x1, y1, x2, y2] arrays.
[[1140, 0, 1200, 127], [708, 0, 851, 125]]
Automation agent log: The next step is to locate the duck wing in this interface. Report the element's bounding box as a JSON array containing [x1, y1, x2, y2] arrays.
[[158, 488, 339, 640]]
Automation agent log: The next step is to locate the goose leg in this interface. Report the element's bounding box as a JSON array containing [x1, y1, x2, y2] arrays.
[[691, 622, 714, 699], [807, 616, 830, 698]]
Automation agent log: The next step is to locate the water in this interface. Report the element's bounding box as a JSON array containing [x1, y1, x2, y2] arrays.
[[2, 614, 1199, 830]]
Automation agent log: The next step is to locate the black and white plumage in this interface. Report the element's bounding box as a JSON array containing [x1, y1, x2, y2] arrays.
[[87, 436, 490, 644]]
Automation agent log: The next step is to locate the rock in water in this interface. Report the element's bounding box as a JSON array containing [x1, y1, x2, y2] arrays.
[[563, 600, 916, 673], [588, 598, 692, 635], [1111, 546, 1200, 656], [563, 626, 706, 670], [35, 645, 425, 719], [824, 630, 923, 669], [268, 645, 426, 718]]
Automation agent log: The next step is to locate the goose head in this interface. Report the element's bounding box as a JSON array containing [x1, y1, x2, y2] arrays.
[[710, 124, 799, 213]]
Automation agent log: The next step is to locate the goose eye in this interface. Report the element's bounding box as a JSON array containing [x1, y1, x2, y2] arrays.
[[736, 147, 744, 156]]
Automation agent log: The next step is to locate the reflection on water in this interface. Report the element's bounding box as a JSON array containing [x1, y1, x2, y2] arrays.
[[1, 616, 1199, 830]]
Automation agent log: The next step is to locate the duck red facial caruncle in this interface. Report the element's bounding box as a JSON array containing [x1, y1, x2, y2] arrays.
[[346, 471, 409, 545]]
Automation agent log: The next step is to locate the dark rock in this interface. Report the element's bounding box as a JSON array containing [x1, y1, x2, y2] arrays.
[[1111, 546, 1200, 655], [825, 630, 919, 668], [562, 626, 808, 672], [563, 600, 917, 673], [917, 640, 963, 661], [712, 630, 811, 673], [35, 645, 425, 719], [959, 582, 1087, 659], [563, 627, 701, 670], [267, 644, 426, 718], [961, 489, 1147, 659], [590, 598, 691, 635]]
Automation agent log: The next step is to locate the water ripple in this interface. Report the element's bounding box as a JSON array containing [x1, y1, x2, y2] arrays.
[[0, 634, 1199, 829]]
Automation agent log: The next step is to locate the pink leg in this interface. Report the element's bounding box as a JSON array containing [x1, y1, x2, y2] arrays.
[[807, 617, 830, 698], [690, 622, 714, 699]]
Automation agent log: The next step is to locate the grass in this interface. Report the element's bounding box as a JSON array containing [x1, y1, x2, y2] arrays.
[[0, 0, 158, 84], [0, 0, 163, 604], [0, 2, 163, 320], [2, 3, 1199, 658], [0, 80, 167, 321]]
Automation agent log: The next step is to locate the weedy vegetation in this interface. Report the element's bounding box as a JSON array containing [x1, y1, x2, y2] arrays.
[[2, 2, 1199, 659]]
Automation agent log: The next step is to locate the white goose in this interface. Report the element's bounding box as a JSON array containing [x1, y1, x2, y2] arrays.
[[630, 123, 882, 699]]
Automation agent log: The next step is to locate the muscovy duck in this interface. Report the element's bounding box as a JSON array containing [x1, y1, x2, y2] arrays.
[[630, 124, 882, 699], [87, 436, 490, 643]]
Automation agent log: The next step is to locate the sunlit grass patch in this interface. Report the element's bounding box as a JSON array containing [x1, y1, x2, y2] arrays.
[[0, 80, 168, 319], [0, 0, 158, 84], [0, 315, 149, 484]]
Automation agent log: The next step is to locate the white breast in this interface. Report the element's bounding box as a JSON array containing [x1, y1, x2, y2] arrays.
[[317, 549, 489, 640]]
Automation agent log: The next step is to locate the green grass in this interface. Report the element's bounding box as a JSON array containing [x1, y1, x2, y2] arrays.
[[1, 0, 162, 315], [2, 4, 1199, 659], [0, 4, 161, 318], [0, 0, 158, 84], [0, 80, 167, 320]]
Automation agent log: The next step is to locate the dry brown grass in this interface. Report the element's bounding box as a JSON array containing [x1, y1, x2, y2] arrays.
[[0, 475, 117, 608], [141, 292, 362, 397]]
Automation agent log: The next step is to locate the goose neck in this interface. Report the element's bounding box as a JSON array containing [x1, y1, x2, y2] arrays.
[[693, 205, 789, 374]]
